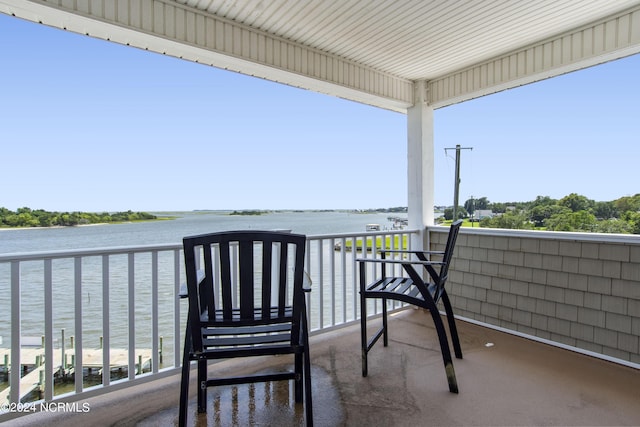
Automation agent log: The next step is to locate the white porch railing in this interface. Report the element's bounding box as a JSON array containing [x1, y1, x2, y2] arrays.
[[0, 229, 418, 417], [304, 230, 418, 331]]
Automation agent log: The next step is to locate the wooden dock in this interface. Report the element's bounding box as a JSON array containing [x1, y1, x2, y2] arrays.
[[81, 348, 153, 371], [0, 364, 45, 404], [0, 347, 152, 404]]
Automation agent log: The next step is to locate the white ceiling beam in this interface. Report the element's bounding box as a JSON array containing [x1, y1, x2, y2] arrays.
[[428, 6, 640, 109], [0, 0, 414, 112]]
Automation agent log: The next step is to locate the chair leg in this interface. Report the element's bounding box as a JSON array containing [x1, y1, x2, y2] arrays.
[[427, 305, 459, 393], [303, 323, 313, 427], [197, 358, 207, 413], [179, 333, 191, 427], [360, 285, 368, 377], [382, 298, 388, 347], [441, 291, 463, 359], [294, 352, 303, 403]]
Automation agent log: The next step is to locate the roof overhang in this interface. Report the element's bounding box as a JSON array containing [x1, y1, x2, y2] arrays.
[[2, 0, 640, 113]]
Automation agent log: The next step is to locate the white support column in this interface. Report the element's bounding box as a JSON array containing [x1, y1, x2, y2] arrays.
[[407, 80, 435, 249]]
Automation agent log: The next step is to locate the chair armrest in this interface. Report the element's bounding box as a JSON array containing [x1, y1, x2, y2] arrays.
[[380, 249, 445, 255], [302, 270, 312, 292], [179, 269, 205, 298], [179, 283, 188, 299], [356, 258, 444, 266]]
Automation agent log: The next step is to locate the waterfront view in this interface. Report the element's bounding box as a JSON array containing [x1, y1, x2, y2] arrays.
[[0, 210, 400, 254], [0, 210, 407, 401]]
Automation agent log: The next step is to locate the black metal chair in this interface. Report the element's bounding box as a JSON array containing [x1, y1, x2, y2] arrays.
[[179, 230, 313, 426], [358, 220, 463, 393]]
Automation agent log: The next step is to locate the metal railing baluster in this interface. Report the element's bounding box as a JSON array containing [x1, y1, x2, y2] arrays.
[[151, 251, 159, 375], [74, 256, 83, 394], [44, 259, 53, 399], [10, 261, 20, 404], [102, 254, 110, 387], [127, 253, 135, 380]]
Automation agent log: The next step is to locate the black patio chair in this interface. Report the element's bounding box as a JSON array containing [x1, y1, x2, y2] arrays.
[[358, 220, 463, 393], [179, 230, 313, 426]]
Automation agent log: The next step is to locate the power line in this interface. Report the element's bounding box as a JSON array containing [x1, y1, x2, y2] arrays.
[[444, 145, 473, 220]]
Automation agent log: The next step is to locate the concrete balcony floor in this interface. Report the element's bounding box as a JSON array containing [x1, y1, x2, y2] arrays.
[[10, 309, 640, 426]]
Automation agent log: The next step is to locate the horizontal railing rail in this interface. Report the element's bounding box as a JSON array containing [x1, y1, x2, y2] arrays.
[[0, 229, 418, 419]]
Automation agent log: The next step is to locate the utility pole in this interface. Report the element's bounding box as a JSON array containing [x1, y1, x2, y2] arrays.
[[445, 144, 473, 221]]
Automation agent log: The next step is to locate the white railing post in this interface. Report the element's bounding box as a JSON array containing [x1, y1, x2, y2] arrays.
[[173, 249, 182, 369], [10, 261, 20, 404], [351, 236, 358, 320], [304, 239, 312, 329], [102, 254, 110, 387], [151, 251, 159, 374], [317, 239, 324, 329], [329, 238, 336, 326], [340, 237, 347, 323], [74, 256, 83, 394], [127, 253, 135, 380], [44, 259, 53, 400]]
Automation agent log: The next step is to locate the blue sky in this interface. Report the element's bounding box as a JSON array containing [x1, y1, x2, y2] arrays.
[[2, 13, 639, 212]]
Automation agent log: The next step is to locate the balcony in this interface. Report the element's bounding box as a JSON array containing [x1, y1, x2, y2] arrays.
[[2, 227, 640, 425], [4, 309, 640, 426]]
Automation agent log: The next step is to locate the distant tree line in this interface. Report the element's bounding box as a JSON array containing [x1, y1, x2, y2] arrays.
[[357, 207, 408, 213], [441, 193, 640, 234], [0, 207, 157, 228], [230, 210, 265, 216]]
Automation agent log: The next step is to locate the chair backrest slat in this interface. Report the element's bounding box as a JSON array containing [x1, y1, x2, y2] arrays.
[[238, 239, 255, 320], [278, 241, 289, 317], [202, 243, 216, 316], [433, 220, 462, 301], [261, 240, 273, 318], [439, 220, 462, 278], [218, 240, 234, 320]]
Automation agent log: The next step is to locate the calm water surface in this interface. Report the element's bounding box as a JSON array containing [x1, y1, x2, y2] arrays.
[[0, 210, 398, 253]]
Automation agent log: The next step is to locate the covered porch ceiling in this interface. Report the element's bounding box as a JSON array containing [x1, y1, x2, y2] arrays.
[[2, 0, 640, 113]]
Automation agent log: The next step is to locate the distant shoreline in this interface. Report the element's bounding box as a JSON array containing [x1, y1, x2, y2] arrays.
[[0, 223, 109, 231], [0, 209, 408, 230], [0, 208, 176, 229], [0, 217, 177, 231]]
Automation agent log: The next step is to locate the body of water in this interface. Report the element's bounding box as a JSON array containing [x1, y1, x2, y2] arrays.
[[0, 210, 401, 254]]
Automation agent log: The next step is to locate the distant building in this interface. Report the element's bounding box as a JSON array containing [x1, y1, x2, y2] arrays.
[[475, 210, 494, 220]]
